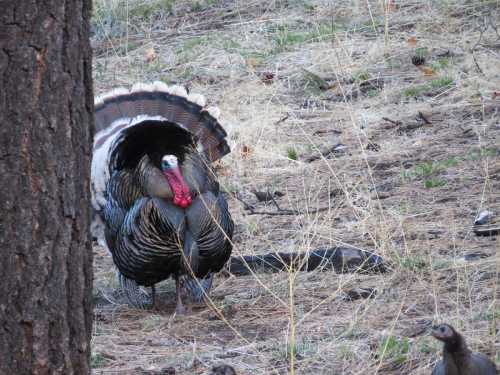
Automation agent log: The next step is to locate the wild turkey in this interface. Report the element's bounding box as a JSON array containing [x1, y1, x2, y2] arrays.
[[431, 324, 497, 375], [91, 82, 234, 313]]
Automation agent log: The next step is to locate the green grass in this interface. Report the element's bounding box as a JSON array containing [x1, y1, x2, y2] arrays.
[[93, 0, 175, 39], [424, 178, 447, 188], [271, 22, 338, 53], [378, 336, 410, 365], [418, 338, 440, 354], [174, 36, 211, 64], [286, 147, 298, 161], [352, 70, 370, 82], [190, 0, 219, 11], [399, 256, 427, 271], [401, 157, 458, 188], [404, 76, 454, 97], [414, 47, 428, 58], [465, 147, 497, 160], [428, 76, 454, 89], [91, 352, 109, 368], [431, 57, 450, 71], [271, 337, 321, 360], [141, 314, 163, 332]]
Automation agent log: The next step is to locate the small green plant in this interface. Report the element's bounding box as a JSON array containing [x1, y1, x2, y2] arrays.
[[465, 147, 497, 160], [176, 36, 208, 55], [286, 147, 298, 160], [130, 0, 175, 19], [378, 336, 410, 365], [424, 178, 447, 188], [431, 57, 450, 71], [403, 85, 426, 97], [91, 352, 108, 368], [221, 38, 242, 52], [414, 47, 428, 58], [141, 314, 163, 331], [175, 36, 210, 64], [273, 26, 308, 52], [245, 220, 259, 235], [479, 309, 500, 321], [271, 22, 337, 53], [338, 344, 355, 359], [352, 70, 370, 82], [399, 256, 427, 271], [418, 338, 440, 354], [429, 76, 454, 89], [190, 1, 203, 11], [272, 337, 320, 360], [404, 76, 454, 97], [432, 259, 452, 270], [92, 0, 175, 40], [401, 157, 457, 187]]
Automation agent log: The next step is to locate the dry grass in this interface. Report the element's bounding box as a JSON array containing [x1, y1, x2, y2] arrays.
[[91, 0, 500, 374]]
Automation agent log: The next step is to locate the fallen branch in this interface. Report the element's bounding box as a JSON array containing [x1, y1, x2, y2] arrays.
[[233, 193, 332, 216], [312, 129, 342, 136], [417, 111, 432, 124], [304, 143, 346, 163], [274, 114, 289, 125], [226, 246, 388, 276], [382, 117, 402, 127]]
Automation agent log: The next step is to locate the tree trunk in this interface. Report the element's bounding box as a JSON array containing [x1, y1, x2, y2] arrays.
[[0, 1, 94, 374]]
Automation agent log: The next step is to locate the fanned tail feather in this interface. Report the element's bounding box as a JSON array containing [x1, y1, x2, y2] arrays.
[[91, 81, 230, 211]]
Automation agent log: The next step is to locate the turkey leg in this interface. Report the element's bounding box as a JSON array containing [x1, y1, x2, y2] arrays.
[[175, 276, 187, 315], [151, 285, 156, 308]]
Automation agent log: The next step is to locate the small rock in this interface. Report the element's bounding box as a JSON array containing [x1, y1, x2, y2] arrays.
[[342, 287, 376, 301], [474, 210, 494, 225], [158, 367, 176, 375], [137, 366, 175, 375], [252, 190, 285, 202], [211, 364, 237, 375], [463, 252, 490, 261]]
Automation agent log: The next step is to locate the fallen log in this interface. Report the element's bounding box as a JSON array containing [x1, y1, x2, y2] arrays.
[[226, 246, 388, 276]]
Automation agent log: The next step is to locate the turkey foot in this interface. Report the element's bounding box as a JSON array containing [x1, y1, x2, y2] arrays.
[[118, 272, 153, 309]]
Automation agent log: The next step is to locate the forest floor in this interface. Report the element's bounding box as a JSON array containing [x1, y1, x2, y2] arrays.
[[90, 1, 500, 374]]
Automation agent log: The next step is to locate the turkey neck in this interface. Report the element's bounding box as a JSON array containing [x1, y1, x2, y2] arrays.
[[137, 155, 205, 202], [442, 333, 471, 373]]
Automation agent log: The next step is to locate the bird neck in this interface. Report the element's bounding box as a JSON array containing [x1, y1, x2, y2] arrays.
[[443, 333, 467, 354], [443, 333, 472, 373]]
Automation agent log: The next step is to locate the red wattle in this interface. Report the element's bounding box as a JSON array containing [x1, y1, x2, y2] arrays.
[[163, 167, 193, 209]]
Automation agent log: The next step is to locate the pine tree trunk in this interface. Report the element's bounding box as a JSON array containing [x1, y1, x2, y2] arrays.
[[0, 1, 94, 374]]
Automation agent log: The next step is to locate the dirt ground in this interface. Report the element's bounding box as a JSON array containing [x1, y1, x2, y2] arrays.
[[91, 1, 499, 374]]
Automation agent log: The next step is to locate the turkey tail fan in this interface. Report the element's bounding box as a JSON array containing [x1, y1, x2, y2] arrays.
[[91, 82, 230, 210], [94, 82, 229, 162]]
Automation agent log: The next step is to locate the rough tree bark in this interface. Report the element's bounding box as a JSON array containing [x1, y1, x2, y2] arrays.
[[0, 1, 94, 374]]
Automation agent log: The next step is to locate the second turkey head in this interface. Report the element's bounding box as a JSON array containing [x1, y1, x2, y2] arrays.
[[161, 154, 192, 208]]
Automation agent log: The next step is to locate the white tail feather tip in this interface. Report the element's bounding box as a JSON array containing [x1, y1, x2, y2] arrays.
[[131, 82, 154, 93], [167, 85, 188, 98], [95, 87, 129, 104], [204, 106, 221, 119], [152, 81, 170, 93], [187, 93, 207, 107]]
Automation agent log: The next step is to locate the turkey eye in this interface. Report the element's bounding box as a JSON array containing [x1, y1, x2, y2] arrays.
[[440, 326, 446, 333]]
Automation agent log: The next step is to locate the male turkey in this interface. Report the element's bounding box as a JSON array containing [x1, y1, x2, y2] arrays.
[[91, 82, 234, 313]]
